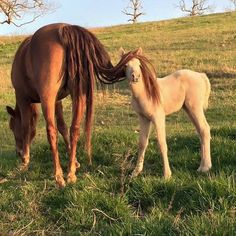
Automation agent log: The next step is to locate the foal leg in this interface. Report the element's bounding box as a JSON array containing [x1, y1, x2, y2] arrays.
[[41, 98, 65, 187], [184, 106, 211, 172], [131, 115, 151, 178], [67, 96, 86, 184], [153, 112, 172, 179]]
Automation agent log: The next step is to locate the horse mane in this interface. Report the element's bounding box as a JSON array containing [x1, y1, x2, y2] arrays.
[[120, 49, 161, 104]]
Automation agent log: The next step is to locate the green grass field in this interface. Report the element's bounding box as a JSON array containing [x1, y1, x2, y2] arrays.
[[0, 12, 236, 235]]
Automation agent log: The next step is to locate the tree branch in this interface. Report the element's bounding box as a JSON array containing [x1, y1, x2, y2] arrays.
[[0, 0, 59, 26], [122, 0, 145, 23]]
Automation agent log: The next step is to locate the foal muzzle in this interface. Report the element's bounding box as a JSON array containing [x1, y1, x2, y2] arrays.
[[131, 75, 140, 83]]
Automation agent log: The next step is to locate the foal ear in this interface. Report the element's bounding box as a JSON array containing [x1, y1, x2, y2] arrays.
[[136, 47, 143, 55], [119, 47, 126, 57], [6, 106, 15, 117]]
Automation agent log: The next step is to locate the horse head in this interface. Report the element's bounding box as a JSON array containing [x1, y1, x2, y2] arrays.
[[6, 106, 23, 157], [119, 47, 143, 84], [119, 47, 160, 104]]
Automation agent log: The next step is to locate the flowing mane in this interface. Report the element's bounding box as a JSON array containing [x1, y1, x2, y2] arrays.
[[120, 49, 161, 104]]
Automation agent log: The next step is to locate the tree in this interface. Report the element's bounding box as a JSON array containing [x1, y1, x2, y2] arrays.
[[0, 0, 58, 27], [122, 0, 145, 24], [229, 0, 236, 10], [177, 0, 213, 16]]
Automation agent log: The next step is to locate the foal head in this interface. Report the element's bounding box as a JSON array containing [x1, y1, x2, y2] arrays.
[[119, 47, 160, 104], [6, 106, 23, 156]]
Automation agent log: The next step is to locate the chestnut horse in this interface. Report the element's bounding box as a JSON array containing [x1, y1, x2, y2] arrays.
[[120, 48, 211, 179], [6, 23, 132, 187]]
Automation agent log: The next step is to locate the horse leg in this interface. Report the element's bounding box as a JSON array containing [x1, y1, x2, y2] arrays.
[[153, 112, 172, 179], [55, 101, 70, 153], [29, 104, 39, 145], [55, 101, 80, 169], [18, 102, 33, 170], [131, 115, 151, 178], [67, 96, 86, 184], [41, 98, 65, 187], [184, 106, 211, 172]]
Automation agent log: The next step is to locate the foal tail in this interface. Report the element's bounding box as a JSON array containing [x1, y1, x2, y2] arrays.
[[202, 73, 211, 110]]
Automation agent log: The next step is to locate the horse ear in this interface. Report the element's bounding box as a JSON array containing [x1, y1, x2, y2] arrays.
[[136, 47, 143, 55], [119, 47, 126, 57], [6, 106, 15, 117]]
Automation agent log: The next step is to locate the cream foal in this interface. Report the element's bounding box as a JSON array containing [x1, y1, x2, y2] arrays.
[[122, 48, 212, 179]]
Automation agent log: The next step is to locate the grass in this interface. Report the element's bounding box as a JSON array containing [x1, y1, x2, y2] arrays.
[[0, 12, 236, 235]]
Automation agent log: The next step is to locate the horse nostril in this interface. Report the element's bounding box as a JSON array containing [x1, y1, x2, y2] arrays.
[[16, 149, 23, 157]]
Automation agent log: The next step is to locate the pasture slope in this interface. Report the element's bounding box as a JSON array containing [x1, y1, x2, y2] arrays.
[[0, 12, 236, 235]]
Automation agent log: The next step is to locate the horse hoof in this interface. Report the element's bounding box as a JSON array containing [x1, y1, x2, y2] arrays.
[[131, 169, 141, 178], [163, 173, 172, 180], [75, 161, 80, 169], [164, 170, 172, 180], [55, 175, 66, 188], [18, 163, 29, 172], [197, 165, 211, 173], [67, 173, 77, 184]]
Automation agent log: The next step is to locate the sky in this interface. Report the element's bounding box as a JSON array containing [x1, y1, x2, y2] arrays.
[[0, 0, 232, 35]]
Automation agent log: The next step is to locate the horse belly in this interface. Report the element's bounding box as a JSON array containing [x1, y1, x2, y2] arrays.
[[159, 80, 185, 115], [57, 88, 69, 100]]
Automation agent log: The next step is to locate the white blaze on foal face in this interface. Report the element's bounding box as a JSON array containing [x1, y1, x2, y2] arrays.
[[126, 58, 142, 83]]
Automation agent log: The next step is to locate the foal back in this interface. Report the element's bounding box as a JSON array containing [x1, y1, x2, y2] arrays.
[[157, 69, 210, 115]]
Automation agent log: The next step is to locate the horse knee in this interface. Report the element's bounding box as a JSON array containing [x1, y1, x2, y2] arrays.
[[139, 139, 148, 150], [158, 140, 168, 154], [70, 126, 80, 144], [200, 123, 211, 140], [30, 128, 36, 143], [46, 125, 57, 145], [57, 123, 67, 136]]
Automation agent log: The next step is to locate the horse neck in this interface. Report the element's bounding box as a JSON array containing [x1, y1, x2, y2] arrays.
[[14, 103, 21, 116]]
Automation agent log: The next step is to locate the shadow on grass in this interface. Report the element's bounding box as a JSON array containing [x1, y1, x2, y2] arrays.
[[211, 126, 236, 141]]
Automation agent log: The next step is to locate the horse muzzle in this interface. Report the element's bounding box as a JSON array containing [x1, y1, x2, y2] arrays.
[[16, 148, 23, 157]]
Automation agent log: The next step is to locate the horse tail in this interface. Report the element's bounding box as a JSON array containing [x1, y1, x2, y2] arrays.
[[58, 25, 99, 165], [202, 73, 211, 110]]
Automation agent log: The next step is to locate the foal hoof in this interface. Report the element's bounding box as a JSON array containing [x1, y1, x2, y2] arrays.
[[164, 170, 172, 180], [55, 175, 66, 188], [67, 173, 77, 184], [131, 169, 142, 179], [197, 165, 212, 173]]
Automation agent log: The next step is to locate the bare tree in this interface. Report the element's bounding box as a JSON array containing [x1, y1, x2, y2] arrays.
[[0, 0, 58, 27], [229, 0, 236, 10], [122, 0, 145, 24], [177, 0, 213, 16]]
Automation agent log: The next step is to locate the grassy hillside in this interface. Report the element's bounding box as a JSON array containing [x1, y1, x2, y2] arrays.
[[0, 12, 236, 235]]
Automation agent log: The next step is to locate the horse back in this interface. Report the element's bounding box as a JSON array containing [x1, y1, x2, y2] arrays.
[[173, 69, 210, 110]]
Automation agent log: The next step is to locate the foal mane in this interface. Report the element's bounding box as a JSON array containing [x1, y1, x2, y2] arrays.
[[120, 50, 160, 104]]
